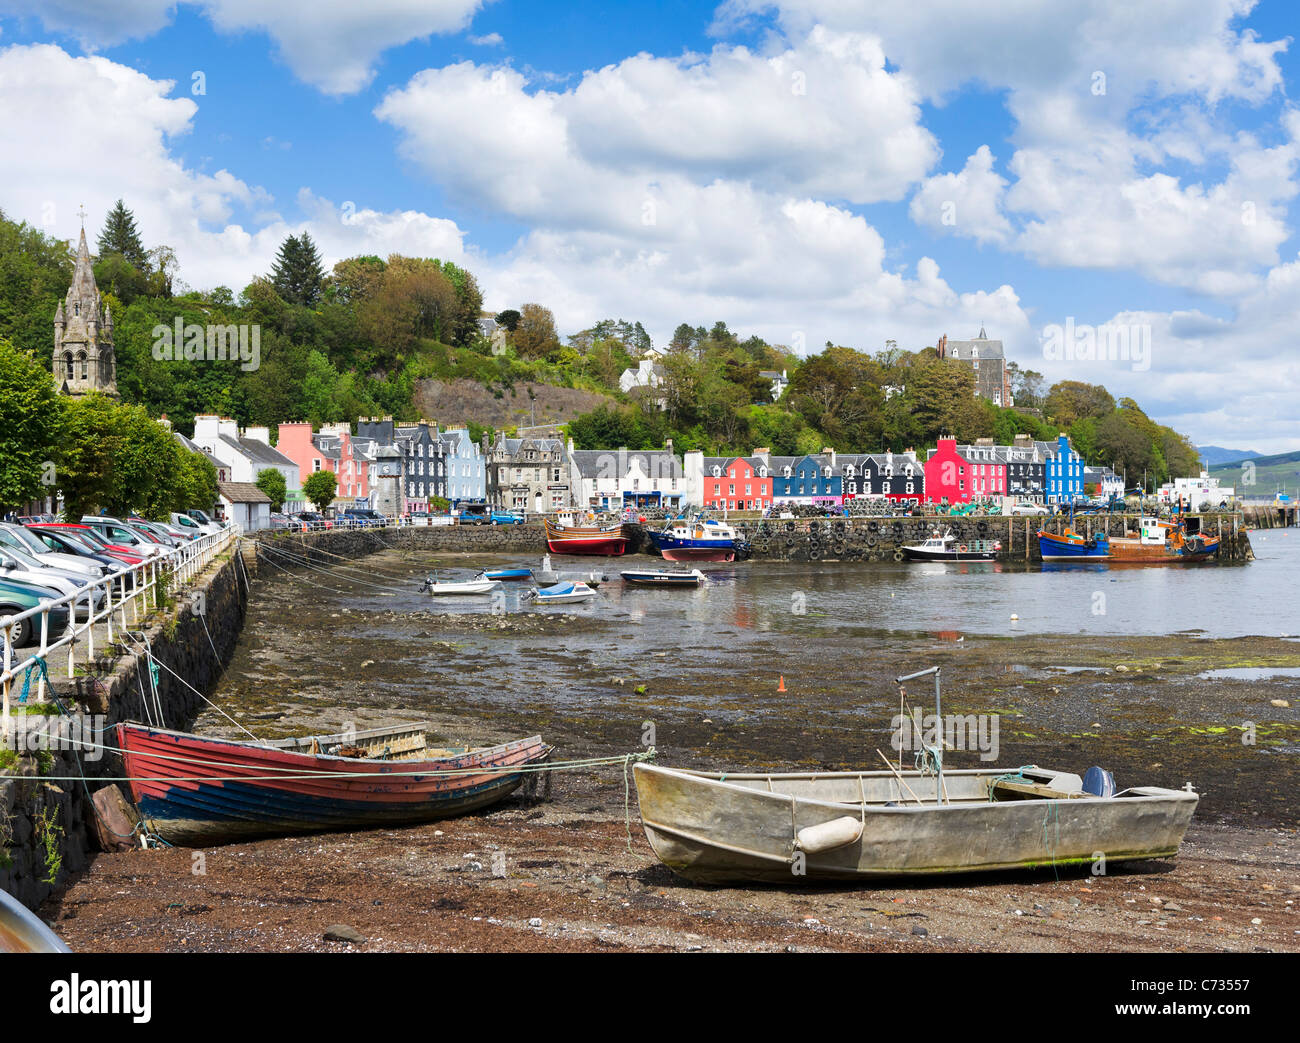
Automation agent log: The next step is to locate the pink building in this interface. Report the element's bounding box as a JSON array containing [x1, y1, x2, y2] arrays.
[[924, 437, 1006, 505], [276, 422, 371, 504]]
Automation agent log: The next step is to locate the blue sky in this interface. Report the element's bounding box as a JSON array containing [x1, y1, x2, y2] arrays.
[[1, 0, 1298, 451]]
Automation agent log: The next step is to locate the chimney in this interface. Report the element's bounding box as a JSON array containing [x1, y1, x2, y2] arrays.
[[665, 437, 673, 454]]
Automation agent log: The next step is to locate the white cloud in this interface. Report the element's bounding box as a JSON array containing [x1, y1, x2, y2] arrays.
[[0, 0, 487, 94], [909, 145, 1012, 246], [377, 28, 939, 213], [468, 32, 502, 46], [0, 44, 468, 291]]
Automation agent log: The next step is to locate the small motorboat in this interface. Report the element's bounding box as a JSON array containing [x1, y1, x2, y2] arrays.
[[635, 664, 1196, 883], [621, 568, 706, 587], [478, 567, 533, 581], [420, 574, 498, 595], [902, 529, 999, 561], [117, 721, 553, 846], [524, 580, 598, 604]]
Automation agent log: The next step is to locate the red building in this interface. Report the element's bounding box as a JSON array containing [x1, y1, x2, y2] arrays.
[[702, 456, 772, 511], [924, 438, 1007, 504]]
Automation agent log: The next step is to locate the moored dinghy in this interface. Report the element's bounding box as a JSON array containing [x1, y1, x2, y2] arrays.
[[420, 573, 499, 595], [524, 580, 598, 604], [117, 721, 553, 846]]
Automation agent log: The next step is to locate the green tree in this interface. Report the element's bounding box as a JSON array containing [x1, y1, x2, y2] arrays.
[[96, 200, 148, 271], [302, 469, 338, 511], [0, 337, 64, 513], [269, 232, 325, 306], [512, 303, 560, 360], [255, 467, 287, 510]]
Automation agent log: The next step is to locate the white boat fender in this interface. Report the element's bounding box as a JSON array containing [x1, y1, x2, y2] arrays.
[[795, 816, 864, 854]]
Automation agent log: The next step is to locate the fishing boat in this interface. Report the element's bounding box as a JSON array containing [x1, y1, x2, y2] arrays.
[[621, 568, 706, 587], [543, 515, 629, 556], [478, 567, 533, 581], [901, 529, 999, 561], [420, 574, 498, 595], [634, 761, 1197, 884], [523, 580, 598, 604], [1105, 516, 1220, 564], [116, 721, 552, 846], [1037, 527, 1110, 562], [0, 887, 70, 952], [646, 515, 750, 562]]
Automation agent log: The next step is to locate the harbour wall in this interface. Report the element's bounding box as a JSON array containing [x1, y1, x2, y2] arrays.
[[253, 513, 1254, 566], [1, 547, 247, 912]]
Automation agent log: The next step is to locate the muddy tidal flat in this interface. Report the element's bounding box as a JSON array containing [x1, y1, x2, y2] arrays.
[[47, 540, 1300, 952]]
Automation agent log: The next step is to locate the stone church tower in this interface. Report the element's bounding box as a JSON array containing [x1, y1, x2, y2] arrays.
[[53, 226, 118, 398]]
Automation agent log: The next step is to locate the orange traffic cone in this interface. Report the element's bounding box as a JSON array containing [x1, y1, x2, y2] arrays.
[[778, 675, 786, 692]]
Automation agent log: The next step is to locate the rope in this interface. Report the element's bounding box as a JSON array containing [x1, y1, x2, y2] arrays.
[[622, 749, 654, 852]]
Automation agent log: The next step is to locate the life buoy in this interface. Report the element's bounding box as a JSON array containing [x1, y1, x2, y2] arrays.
[[958, 543, 968, 553]]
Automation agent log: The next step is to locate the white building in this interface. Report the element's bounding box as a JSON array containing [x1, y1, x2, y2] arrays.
[[758, 369, 789, 401], [216, 482, 271, 532], [619, 357, 664, 394], [1158, 472, 1233, 509], [193, 415, 300, 493], [567, 441, 688, 511]]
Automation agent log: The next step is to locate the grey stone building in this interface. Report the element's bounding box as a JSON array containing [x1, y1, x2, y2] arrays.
[[488, 434, 572, 513], [53, 226, 118, 398], [937, 327, 1010, 407]]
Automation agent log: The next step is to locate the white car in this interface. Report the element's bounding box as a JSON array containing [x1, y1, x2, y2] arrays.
[[1009, 501, 1050, 516], [0, 523, 105, 580], [0, 546, 104, 612]]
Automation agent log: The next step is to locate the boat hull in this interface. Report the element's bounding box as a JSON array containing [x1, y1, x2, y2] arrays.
[[648, 532, 737, 562], [1106, 537, 1220, 563], [543, 519, 628, 556], [1037, 531, 1110, 562], [634, 763, 1197, 884], [118, 723, 551, 846], [621, 569, 704, 587], [902, 547, 996, 561]]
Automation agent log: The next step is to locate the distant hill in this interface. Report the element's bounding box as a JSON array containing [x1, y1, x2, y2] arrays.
[[1197, 445, 1262, 466], [1208, 448, 1300, 495]]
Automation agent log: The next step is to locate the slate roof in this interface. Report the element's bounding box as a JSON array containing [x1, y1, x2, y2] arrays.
[[217, 482, 271, 504]]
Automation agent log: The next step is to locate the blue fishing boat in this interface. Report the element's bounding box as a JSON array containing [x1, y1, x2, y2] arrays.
[[647, 516, 750, 562], [1037, 528, 1110, 562]]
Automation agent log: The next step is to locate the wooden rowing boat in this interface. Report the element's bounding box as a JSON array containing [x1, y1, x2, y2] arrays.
[[117, 722, 552, 846], [634, 762, 1197, 884]]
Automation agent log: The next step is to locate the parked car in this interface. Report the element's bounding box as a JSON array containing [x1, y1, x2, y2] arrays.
[[0, 546, 102, 613], [293, 511, 332, 530], [79, 517, 167, 558], [338, 508, 387, 528], [30, 524, 146, 568], [185, 509, 226, 533], [0, 576, 71, 647], [490, 510, 524, 525], [1009, 501, 1050, 516], [269, 513, 308, 532], [0, 523, 106, 580], [455, 504, 491, 525]]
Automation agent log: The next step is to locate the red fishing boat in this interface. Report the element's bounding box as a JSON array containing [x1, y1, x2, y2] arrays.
[[543, 515, 630, 555], [116, 721, 552, 846]]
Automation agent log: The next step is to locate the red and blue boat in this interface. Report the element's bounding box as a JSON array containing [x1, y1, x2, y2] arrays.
[[116, 721, 552, 846], [646, 515, 751, 562]]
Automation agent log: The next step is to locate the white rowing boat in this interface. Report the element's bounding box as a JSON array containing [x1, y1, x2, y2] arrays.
[[420, 575, 498, 596], [633, 761, 1197, 884]]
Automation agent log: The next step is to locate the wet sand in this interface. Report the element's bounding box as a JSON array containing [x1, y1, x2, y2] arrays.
[[44, 549, 1300, 952]]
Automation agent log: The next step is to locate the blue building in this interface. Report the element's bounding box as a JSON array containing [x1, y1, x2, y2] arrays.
[[768, 453, 841, 504], [1038, 434, 1084, 504], [440, 428, 487, 504]]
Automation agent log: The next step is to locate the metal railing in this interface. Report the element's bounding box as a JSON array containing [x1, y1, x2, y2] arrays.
[[0, 525, 238, 733]]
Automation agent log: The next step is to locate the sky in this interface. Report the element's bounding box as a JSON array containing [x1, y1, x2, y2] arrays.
[[0, 0, 1297, 453]]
